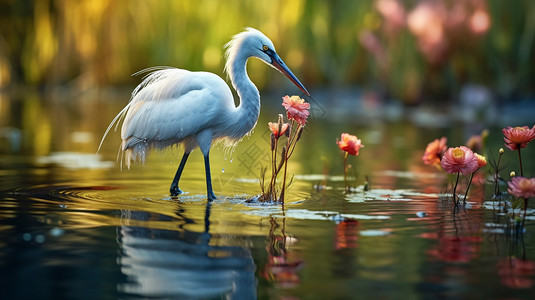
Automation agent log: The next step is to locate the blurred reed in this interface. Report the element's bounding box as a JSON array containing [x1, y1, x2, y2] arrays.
[[0, 0, 533, 103]]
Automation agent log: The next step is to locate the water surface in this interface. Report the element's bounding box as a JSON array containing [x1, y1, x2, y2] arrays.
[[1, 92, 534, 299]]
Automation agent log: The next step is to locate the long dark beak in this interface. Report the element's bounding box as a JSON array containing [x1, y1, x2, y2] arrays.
[[269, 51, 310, 96]]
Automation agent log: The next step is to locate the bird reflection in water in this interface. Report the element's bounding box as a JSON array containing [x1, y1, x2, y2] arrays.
[[116, 202, 256, 299]]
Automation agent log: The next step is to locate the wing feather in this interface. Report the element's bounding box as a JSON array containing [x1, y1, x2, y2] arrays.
[[122, 68, 232, 147], [99, 67, 234, 167]]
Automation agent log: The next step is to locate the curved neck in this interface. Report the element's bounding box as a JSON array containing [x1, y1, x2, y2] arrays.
[[228, 55, 261, 137]]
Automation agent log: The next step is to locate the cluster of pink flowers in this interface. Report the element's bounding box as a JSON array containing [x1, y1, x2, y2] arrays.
[[423, 139, 486, 175], [502, 125, 535, 227], [263, 95, 310, 203], [366, 0, 491, 66], [422, 132, 488, 206], [422, 124, 534, 211]]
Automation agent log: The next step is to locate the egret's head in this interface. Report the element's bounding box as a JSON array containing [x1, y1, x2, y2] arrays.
[[225, 27, 310, 96], [225, 28, 275, 65]]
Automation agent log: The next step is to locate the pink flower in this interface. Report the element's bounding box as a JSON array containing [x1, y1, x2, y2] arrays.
[[507, 177, 535, 199], [376, 0, 406, 29], [465, 129, 488, 152], [469, 10, 490, 35], [503, 125, 535, 150], [268, 122, 289, 139], [422, 137, 447, 167], [440, 146, 479, 175], [282, 95, 310, 126], [337, 133, 363, 156]]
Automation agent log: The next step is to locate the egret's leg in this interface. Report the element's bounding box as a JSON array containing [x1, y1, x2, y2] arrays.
[[203, 153, 216, 201], [170, 152, 190, 196]]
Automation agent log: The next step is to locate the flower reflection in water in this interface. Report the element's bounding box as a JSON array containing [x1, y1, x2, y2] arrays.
[[334, 219, 359, 250], [497, 257, 535, 289], [427, 235, 482, 263], [424, 209, 482, 264], [262, 217, 303, 288]]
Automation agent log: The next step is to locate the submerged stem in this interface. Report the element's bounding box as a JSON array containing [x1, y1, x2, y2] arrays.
[[453, 172, 460, 207], [521, 197, 527, 231], [280, 122, 295, 203], [268, 141, 278, 200], [463, 171, 476, 205], [280, 151, 289, 203], [494, 150, 503, 197]]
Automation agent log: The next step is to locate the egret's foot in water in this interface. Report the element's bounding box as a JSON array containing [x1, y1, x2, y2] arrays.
[[170, 153, 190, 197], [207, 191, 217, 201], [170, 185, 184, 197]]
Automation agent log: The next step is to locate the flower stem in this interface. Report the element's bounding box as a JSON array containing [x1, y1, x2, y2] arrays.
[[269, 141, 278, 200], [463, 171, 476, 205], [494, 150, 503, 196], [343, 152, 348, 193], [521, 197, 527, 231], [517, 147, 524, 177], [453, 172, 460, 207], [280, 150, 289, 203], [280, 122, 295, 203]]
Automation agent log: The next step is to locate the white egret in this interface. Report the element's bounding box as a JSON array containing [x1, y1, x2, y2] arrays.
[[100, 28, 310, 200]]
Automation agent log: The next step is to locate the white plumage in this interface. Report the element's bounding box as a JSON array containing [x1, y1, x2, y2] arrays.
[[99, 28, 309, 200]]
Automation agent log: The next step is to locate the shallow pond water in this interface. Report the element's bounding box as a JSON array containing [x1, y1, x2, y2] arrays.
[[1, 92, 534, 299]]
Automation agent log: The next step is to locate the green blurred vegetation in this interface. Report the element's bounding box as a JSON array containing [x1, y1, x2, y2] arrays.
[[0, 0, 533, 103]]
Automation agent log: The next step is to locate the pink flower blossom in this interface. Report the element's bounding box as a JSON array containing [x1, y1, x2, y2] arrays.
[[440, 146, 478, 175], [268, 122, 289, 139], [282, 95, 310, 126], [422, 137, 447, 167], [465, 129, 488, 152], [469, 10, 490, 35], [503, 125, 535, 150], [376, 0, 406, 29], [337, 133, 363, 156], [507, 177, 535, 199]]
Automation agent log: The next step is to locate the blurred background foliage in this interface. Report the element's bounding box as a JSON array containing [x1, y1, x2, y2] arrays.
[[0, 0, 533, 104]]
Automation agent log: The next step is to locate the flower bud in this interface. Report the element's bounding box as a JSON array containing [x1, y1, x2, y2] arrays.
[[296, 125, 304, 141], [510, 171, 515, 178], [277, 114, 284, 131], [270, 133, 275, 151], [499, 148, 504, 154]]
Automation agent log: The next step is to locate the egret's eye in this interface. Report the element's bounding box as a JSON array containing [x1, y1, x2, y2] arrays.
[[262, 45, 269, 51]]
